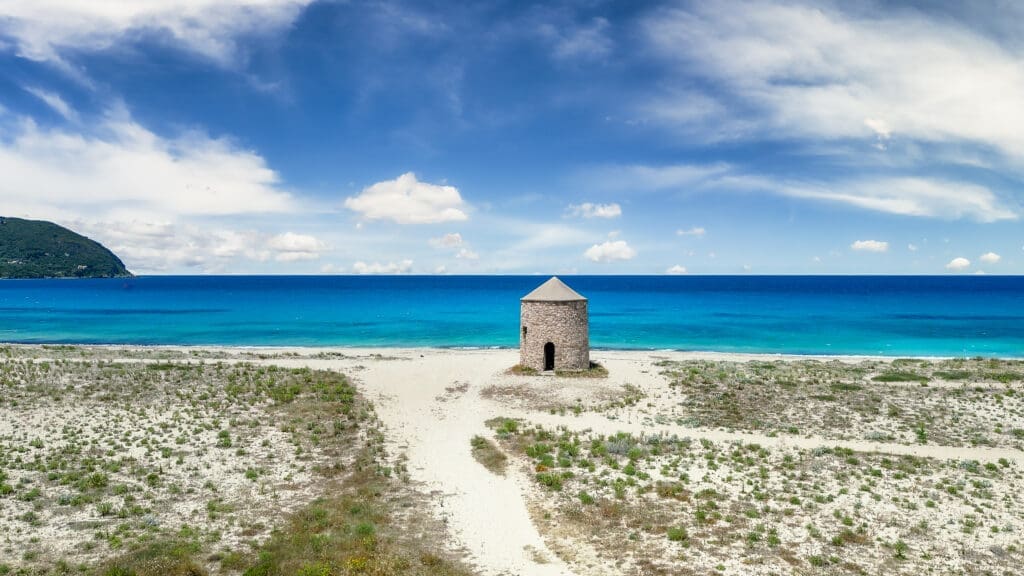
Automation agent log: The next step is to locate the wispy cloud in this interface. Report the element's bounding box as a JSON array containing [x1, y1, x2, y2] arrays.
[[352, 260, 414, 274], [429, 232, 464, 248], [540, 16, 612, 61], [782, 178, 1016, 222], [676, 227, 705, 237], [455, 248, 479, 260], [23, 86, 77, 121], [579, 163, 732, 193], [0, 0, 313, 68], [642, 1, 1024, 166], [586, 163, 1017, 222], [567, 202, 621, 219]]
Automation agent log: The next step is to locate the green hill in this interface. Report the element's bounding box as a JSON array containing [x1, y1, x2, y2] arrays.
[[0, 217, 132, 279]]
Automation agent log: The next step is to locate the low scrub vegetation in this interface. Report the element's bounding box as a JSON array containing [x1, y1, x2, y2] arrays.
[[0, 347, 473, 576]]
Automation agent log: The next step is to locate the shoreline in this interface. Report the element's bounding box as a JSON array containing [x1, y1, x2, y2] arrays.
[[6, 341, 1021, 361]]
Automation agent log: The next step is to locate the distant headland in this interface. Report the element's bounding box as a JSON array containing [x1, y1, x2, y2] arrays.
[[0, 216, 131, 279]]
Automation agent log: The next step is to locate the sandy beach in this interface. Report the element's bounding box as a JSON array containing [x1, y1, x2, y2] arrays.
[[2, 345, 1023, 575]]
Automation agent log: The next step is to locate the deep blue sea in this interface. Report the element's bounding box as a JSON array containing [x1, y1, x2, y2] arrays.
[[0, 275, 1022, 357]]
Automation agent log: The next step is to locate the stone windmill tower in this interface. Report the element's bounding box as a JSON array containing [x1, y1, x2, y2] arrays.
[[519, 277, 589, 371]]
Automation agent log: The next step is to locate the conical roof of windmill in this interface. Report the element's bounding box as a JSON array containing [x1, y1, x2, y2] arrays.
[[521, 277, 587, 302]]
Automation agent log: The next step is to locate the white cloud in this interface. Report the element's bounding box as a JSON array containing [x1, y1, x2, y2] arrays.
[[850, 240, 889, 253], [320, 263, 343, 274], [0, 0, 313, 67], [266, 232, 324, 262], [434, 264, 447, 274], [908, 243, 918, 252], [676, 226, 705, 237], [455, 248, 479, 260], [567, 202, 621, 219], [864, 118, 892, 150], [666, 264, 687, 275], [23, 86, 76, 121], [344, 172, 468, 224], [428, 231, 479, 261], [643, 1, 1024, 164], [429, 232, 464, 248], [584, 239, 636, 263], [864, 118, 892, 141], [352, 260, 414, 275], [980, 251, 1001, 264], [0, 109, 300, 274], [946, 257, 971, 271], [275, 251, 318, 262], [0, 112, 293, 223], [73, 220, 330, 272], [74, 221, 258, 273], [266, 232, 321, 253]]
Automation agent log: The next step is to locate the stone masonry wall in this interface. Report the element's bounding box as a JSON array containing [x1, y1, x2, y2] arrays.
[[519, 300, 589, 371]]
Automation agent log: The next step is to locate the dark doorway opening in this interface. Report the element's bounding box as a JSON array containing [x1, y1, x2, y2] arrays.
[[544, 342, 555, 371]]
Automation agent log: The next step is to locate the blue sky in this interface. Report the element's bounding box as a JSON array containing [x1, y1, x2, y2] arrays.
[[0, 0, 1021, 274]]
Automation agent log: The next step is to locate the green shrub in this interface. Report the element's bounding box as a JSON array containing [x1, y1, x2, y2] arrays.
[[536, 472, 563, 491], [667, 526, 688, 542]]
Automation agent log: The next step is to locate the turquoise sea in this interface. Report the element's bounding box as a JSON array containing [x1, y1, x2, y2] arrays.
[[0, 275, 1022, 357]]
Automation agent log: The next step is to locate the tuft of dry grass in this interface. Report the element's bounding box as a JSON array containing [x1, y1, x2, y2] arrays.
[[555, 361, 609, 378], [471, 435, 508, 476], [507, 364, 538, 375], [507, 361, 608, 378]]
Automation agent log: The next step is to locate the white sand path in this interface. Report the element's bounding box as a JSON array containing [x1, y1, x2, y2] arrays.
[[342, 351, 578, 576], [234, 349, 580, 576]]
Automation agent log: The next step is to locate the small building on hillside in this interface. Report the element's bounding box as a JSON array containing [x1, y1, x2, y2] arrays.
[[520, 276, 589, 371]]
